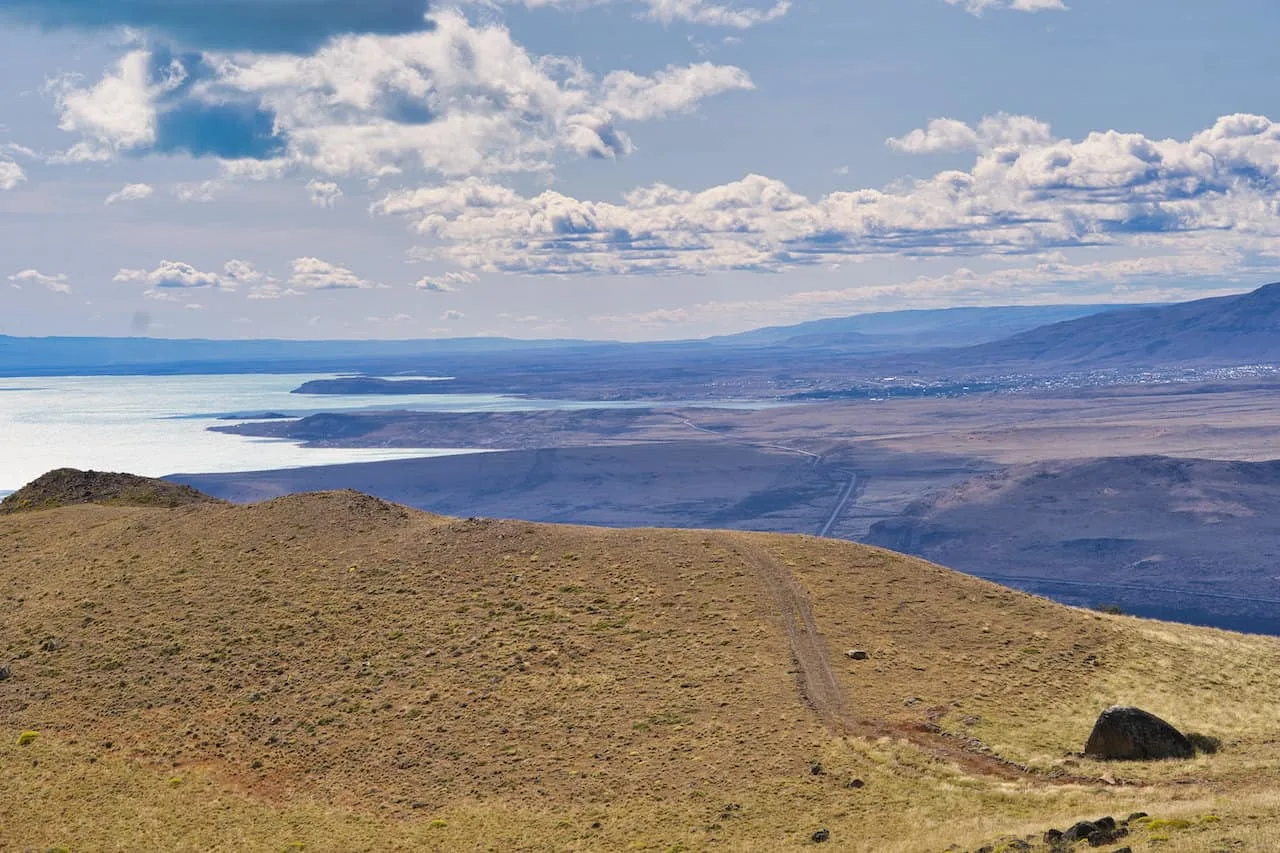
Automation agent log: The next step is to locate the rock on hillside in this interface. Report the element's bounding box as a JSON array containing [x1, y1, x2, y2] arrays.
[[0, 468, 221, 514]]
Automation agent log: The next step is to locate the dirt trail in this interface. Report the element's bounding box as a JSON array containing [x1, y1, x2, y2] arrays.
[[723, 532, 1112, 786], [723, 534, 852, 734]]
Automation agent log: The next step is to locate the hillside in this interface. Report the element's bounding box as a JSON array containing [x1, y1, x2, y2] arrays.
[[951, 283, 1280, 369], [2, 476, 1280, 850], [866, 456, 1280, 633], [0, 467, 222, 513]]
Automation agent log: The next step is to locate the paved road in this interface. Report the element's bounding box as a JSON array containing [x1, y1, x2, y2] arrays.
[[672, 413, 857, 539], [816, 471, 858, 538]]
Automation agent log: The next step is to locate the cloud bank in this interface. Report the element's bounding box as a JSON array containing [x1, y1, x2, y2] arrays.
[[372, 113, 1280, 276]]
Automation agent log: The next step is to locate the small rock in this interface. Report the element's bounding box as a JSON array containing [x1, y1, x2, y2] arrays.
[[845, 649, 869, 661], [810, 762, 824, 776], [40, 637, 64, 653], [0, 665, 10, 681], [1044, 828, 1064, 844], [811, 829, 830, 843], [845, 778, 865, 789], [1125, 812, 1148, 823]]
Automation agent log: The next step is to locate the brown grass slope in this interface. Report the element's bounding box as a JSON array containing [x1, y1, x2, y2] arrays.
[[2, 484, 1280, 851], [0, 467, 222, 514]]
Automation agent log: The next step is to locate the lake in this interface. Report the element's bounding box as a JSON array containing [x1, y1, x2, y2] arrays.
[[0, 374, 684, 492]]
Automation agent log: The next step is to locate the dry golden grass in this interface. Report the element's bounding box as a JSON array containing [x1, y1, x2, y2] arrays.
[[1, 489, 1279, 851]]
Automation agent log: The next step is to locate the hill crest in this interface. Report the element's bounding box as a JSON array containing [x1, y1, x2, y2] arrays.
[[0, 468, 221, 514]]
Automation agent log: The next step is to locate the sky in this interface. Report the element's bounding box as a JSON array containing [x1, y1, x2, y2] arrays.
[[1, 0, 1279, 341]]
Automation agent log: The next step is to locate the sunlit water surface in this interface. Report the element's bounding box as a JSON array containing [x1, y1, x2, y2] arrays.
[[0, 374, 684, 491]]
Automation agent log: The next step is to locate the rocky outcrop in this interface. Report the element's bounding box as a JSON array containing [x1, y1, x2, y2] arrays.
[[1084, 706, 1194, 760]]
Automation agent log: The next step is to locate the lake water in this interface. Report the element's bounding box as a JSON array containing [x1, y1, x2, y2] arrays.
[[0, 374, 690, 492]]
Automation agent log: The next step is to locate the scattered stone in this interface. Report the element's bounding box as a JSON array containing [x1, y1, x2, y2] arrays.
[[1125, 812, 1148, 823], [1043, 828, 1063, 844], [0, 665, 10, 681], [1085, 706, 1194, 760], [810, 828, 830, 843], [845, 778, 865, 789], [904, 697, 921, 707], [810, 762, 825, 776], [40, 637, 64, 653], [1087, 825, 1128, 847], [845, 649, 869, 660], [1063, 821, 1099, 842]]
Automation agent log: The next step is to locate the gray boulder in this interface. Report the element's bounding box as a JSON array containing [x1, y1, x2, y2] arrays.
[[1084, 706, 1193, 760]]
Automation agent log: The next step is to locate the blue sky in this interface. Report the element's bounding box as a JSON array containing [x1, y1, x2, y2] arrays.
[[1, 0, 1279, 340]]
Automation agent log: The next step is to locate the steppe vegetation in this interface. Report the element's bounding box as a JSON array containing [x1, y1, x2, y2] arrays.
[[1, 475, 1278, 851]]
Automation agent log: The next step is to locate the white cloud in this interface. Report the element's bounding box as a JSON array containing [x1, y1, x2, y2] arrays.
[[50, 11, 751, 180], [50, 51, 162, 161], [288, 257, 383, 290], [372, 113, 1280, 277], [886, 113, 1053, 154], [307, 179, 343, 208], [441, 309, 466, 320], [0, 159, 24, 190], [174, 181, 221, 203], [946, 0, 1067, 14], [8, 269, 71, 294], [114, 260, 225, 289], [414, 271, 476, 292], [104, 183, 154, 205]]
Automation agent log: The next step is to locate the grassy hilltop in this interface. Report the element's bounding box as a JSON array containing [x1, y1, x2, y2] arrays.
[[1, 472, 1279, 851]]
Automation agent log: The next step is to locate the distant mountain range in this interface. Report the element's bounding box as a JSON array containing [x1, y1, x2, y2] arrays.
[[949, 283, 1280, 369], [704, 304, 1149, 351], [0, 302, 1147, 376], [3, 284, 1277, 377]]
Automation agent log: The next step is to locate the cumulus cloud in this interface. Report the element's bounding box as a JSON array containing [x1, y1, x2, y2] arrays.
[[104, 183, 154, 205], [114, 260, 225, 289], [307, 179, 343, 208], [49, 11, 751, 176], [50, 50, 286, 163], [372, 113, 1280, 277], [886, 113, 1053, 154], [946, 0, 1067, 14], [440, 309, 465, 320], [0, 0, 434, 53], [8, 269, 72, 294], [414, 270, 476, 292], [0, 160, 24, 190], [288, 257, 383, 290]]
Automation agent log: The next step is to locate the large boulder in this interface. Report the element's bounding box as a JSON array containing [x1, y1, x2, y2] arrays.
[[1084, 706, 1194, 760]]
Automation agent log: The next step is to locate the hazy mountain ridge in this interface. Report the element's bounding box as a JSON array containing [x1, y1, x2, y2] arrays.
[[947, 283, 1280, 369]]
